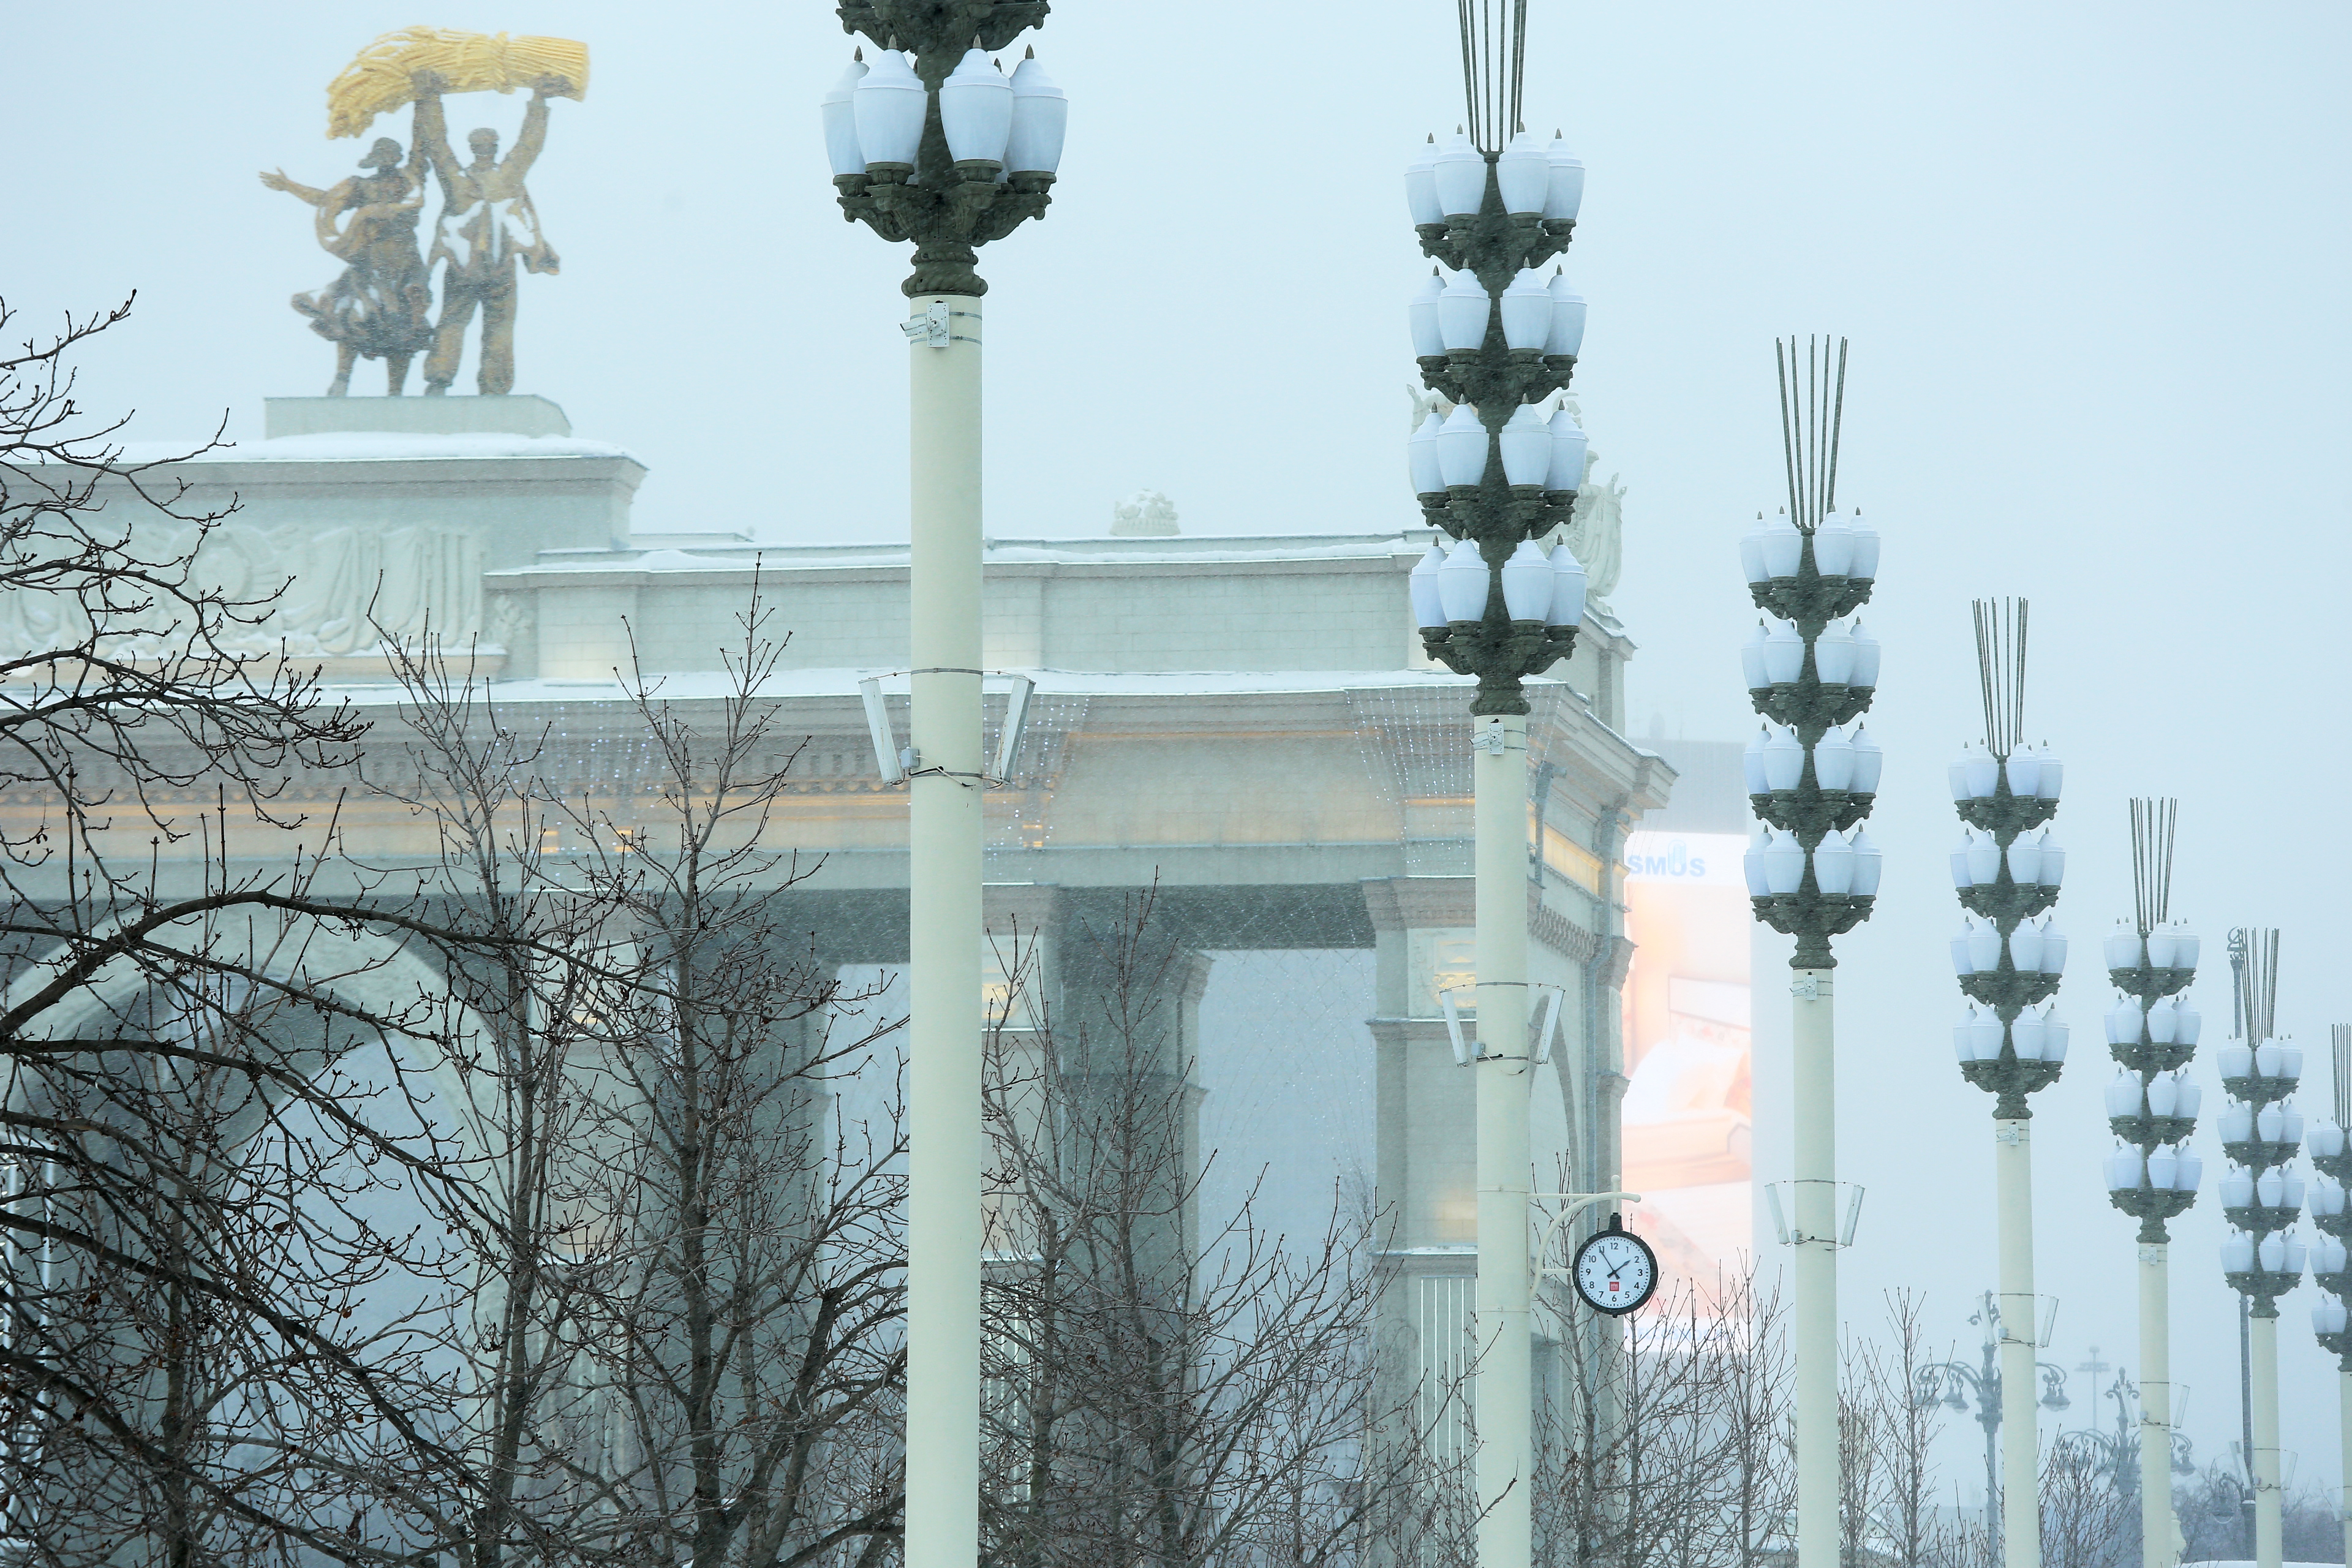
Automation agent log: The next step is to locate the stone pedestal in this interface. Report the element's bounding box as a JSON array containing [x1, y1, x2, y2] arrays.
[[265, 393, 573, 439]]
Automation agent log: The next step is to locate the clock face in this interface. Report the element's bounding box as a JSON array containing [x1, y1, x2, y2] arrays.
[[1572, 1226, 1658, 1316]]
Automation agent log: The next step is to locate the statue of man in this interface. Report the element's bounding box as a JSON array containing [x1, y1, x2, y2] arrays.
[[258, 129, 435, 395], [410, 71, 567, 396]]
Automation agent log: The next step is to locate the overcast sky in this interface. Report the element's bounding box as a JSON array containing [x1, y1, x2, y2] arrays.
[[8, 0, 2352, 1507]]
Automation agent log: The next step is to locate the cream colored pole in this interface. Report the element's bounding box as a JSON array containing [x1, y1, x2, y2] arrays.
[[2138, 1244, 2174, 1568], [2338, 1365, 2351, 1568], [1474, 710, 1532, 1568], [1793, 967, 1838, 1568], [1996, 1118, 2041, 1568], [2253, 1311, 2281, 1568], [903, 293, 984, 1568]]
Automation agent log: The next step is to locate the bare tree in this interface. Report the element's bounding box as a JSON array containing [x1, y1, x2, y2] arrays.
[[977, 895, 1418, 1568], [532, 606, 910, 1568], [0, 293, 526, 1566]]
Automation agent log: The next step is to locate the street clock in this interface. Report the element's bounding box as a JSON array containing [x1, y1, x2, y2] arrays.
[[1569, 1213, 1658, 1317]]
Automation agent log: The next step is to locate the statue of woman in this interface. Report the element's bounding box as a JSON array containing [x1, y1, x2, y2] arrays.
[[259, 129, 435, 396]]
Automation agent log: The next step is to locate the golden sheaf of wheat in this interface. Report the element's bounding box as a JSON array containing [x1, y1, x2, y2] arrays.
[[326, 28, 589, 138]]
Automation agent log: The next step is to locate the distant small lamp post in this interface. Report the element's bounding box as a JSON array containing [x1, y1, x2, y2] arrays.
[[1915, 1290, 2071, 1539], [2303, 1023, 2352, 1568], [2217, 928, 2302, 1568], [2096, 798, 2204, 1568], [1944, 597, 2068, 1568]]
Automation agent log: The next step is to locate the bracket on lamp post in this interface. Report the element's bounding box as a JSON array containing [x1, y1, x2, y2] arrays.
[[1531, 1190, 1643, 1289], [1763, 1179, 1868, 1248]]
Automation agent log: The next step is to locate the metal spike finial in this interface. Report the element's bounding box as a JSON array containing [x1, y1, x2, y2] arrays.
[[2333, 1023, 2351, 1128], [1970, 598, 2029, 761], [2128, 798, 2177, 938], [1774, 336, 1850, 532], [1456, 0, 1530, 153], [2231, 927, 2280, 1045]]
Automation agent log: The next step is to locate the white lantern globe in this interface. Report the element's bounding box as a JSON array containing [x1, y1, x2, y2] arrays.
[[1545, 409, 1588, 492], [1500, 540, 1552, 622], [939, 48, 1013, 165], [1496, 129, 1549, 214], [1005, 50, 1069, 175], [1409, 541, 1448, 630], [1408, 410, 1445, 496], [1405, 134, 1443, 225], [1849, 829, 1883, 895], [822, 55, 870, 176], [853, 48, 929, 168], [1436, 403, 1488, 488], [1760, 513, 1801, 578], [1542, 130, 1584, 221], [1849, 725, 1883, 792], [1500, 269, 1551, 351], [1847, 619, 1882, 687], [1812, 622, 1857, 685], [1812, 726, 1856, 791], [1762, 622, 1804, 685], [1812, 832, 1856, 895], [1812, 511, 1856, 577], [1436, 268, 1491, 353], [1761, 726, 1803, 792], [1498, 402, 1551, 485], [1409, 271, 1446, 358], [1545, 543, 1587, 628], [1432, 128, 1486, 218], [1545, 272, 1587, 358], [1435, 538, 1489, 623]]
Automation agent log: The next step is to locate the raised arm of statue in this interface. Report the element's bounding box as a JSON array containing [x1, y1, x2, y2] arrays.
[[409, 77, 458, 197], [259, 168, 330, 206], [504, 81, 563, 181]]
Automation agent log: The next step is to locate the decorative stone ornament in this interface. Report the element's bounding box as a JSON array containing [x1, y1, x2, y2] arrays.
[[1403, 127, 1589, 714], [831, 4, 1058, 296]]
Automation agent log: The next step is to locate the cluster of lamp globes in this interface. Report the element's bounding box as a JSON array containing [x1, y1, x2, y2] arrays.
[[1741, 617, 1882, 690], [1408, 536, 1588, 634], [1742, 722, 1883, 795], [1408, 402, 1589, 497], [820, 43, 1069, 179], [2104, 991, 2202, 1044], [1952, 1001, 2071, 1064], [1948, 829, 2065, 891], [1949, 916, 2068, 978], [1947, 741, 2064, 802], [2101, 1071, 2204, 1194], [1405, 126, 1586, 227], [1741, 828, 1884, 899], [1409, 265, 1587, 361], [1738, 510, 1882, 585]]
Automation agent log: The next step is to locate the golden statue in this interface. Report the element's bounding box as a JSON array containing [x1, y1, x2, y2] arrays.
[[268, 28, 588, 398], [260, 133, 435, 396]]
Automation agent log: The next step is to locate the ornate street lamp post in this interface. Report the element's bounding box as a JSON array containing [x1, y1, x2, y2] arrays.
[[2096, 798, 2205, 1568], [1736, 336, 1884, 1568], [1916, 1291, 2073, 1540], [820, 12, 1066, 1568], [2217, 928, 2303, 1568], [2307, 1025, 2352, 1568], [1398, 10, 1589, 1566], [1942, 597, 2069, 1568]]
